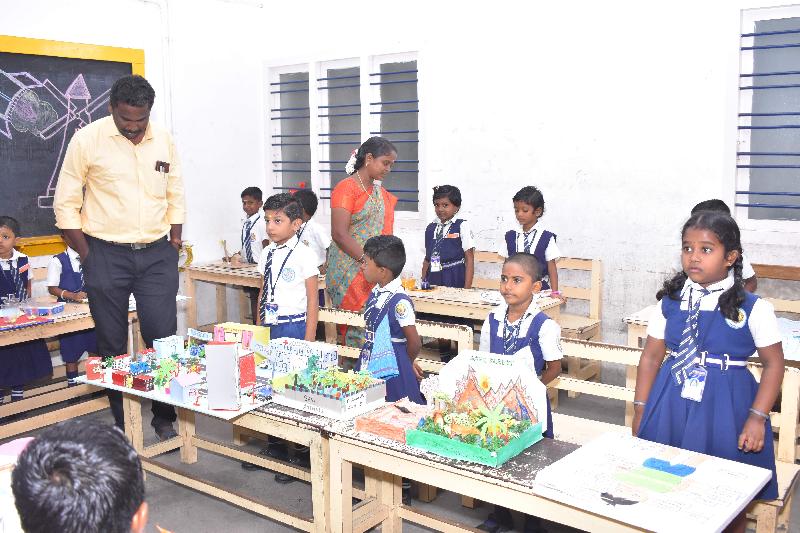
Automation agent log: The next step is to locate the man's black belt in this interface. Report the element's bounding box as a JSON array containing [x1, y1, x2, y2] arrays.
[[98, 235, 168, 250]]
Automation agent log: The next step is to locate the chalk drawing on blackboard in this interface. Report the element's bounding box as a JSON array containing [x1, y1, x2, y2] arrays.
[[0, 70, 110, 208]]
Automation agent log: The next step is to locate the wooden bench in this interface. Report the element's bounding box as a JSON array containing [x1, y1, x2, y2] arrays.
[[752, 263, 800, 315], [550, 339, 800, 533]]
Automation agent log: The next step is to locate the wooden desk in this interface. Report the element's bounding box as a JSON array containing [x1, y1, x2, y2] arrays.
[[325, 429, 646, 533], [622, 305, 656, 349], [0, 303, 139, 439], [117, 388, 332, 532], [407, 287, 561, 322], [185, 262, 560, 328], [184, 262, 261, 328]]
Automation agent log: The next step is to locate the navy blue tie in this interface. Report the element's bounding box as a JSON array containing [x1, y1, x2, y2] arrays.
[[258, 249, 274, 325], [670, 287, 710, 385]]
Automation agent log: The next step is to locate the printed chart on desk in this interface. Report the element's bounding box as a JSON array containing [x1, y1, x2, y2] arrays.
[[533, 432, 771, 533]]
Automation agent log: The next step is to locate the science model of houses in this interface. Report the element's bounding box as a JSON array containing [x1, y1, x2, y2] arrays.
[[83, 325, 547, 466]]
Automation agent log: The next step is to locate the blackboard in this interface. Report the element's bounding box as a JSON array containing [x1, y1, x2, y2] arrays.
[[0, 51, 132, 239]]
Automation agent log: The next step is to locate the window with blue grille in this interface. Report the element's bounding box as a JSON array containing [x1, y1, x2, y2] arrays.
[[268, 53, 420, 214], [269, 70, 311, 192], [370, 60, 419, 211], [738, 15, 800, 221]]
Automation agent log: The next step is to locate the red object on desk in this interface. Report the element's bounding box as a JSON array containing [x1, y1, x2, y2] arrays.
[[112, 370, 129, 387], [0, 315, 53, 331], [239, 352, 256, 390], [86, 357, 103, 380]]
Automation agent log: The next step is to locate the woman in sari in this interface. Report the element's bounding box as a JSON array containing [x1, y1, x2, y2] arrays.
[[326, 137, 398, 344]]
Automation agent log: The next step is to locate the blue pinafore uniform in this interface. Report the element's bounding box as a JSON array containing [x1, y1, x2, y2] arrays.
[[55, 252, 97, 363], [488, 310, 554, 438], [0, 255, 52, 388], [425, 219, 467, 288], [637, 291, 778, 500], [505, 229, 556, 290], [357, 290, 424, 404]]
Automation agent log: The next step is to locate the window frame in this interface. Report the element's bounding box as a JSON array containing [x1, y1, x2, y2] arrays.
[[266, 51, 423, 221], [735, 5, 800, 235]]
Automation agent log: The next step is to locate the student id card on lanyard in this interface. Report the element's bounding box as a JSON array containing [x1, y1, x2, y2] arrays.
[[262, 246, 294, 325], [679, 298, 719, 403], [430, 222, 450, 273]]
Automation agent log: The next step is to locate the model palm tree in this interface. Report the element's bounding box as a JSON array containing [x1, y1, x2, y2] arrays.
[[475, 403, 513, 440]]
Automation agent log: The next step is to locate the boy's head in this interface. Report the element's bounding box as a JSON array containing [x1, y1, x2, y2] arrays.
[[500, 253, 542, 308], [263, 193, 303, 245], [0, 216, 20, 259], [512, 186, 545, 229], [293, 189, 319, 221], [241, 187, 264, 217], [12, 420, 148, 533], [361, 235, 406, 285], [691, 199, 731, 215], [432, 185, 461, 223]]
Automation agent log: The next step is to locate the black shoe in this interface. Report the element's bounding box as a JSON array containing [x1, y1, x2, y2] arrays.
[[274, 450, 310, 483], [523, 516, 548, 533], [477, 511, 513, 532], [154, 424, 178, 441], [242, 444, 287, 471]]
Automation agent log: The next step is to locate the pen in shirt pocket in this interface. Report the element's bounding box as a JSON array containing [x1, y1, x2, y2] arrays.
[[155, 160, 170, 178]]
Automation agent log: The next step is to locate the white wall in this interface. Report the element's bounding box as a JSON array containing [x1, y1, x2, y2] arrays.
[[5, 0, 798, 343], [258, 0, 799, 343]]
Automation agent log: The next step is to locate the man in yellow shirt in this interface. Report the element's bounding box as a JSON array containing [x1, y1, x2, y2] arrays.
[[54, 75, 185, 439]]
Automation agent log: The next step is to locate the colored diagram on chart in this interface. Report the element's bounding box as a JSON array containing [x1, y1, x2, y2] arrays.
[[0, 69, 108, 208]]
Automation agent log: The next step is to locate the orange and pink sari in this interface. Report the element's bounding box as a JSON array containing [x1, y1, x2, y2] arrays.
[[326, 178, 397, 343]]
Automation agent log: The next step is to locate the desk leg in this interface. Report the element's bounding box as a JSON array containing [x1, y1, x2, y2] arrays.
[[123, 393, 144, 454], [178, 407, 197, 464], [238, 290, 250, 324], [186, 273, 198, 329], [625, 325, 644, 427], [309, 433, 329, 533], [378, 471, 401, 533], [625, 365, 637, 427], [327, 439, 350, 533], [216, 285, 227, 323]]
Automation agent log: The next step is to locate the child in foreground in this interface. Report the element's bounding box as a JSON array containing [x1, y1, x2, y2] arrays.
[[476, 252, 562, 532], [245, 193, 319, 480], [0, 216, 52, 406], [12, 419, 150, 533], [634, 211, 783, 533], [256, 193, 319, 341], [359, 235, 424, 404]]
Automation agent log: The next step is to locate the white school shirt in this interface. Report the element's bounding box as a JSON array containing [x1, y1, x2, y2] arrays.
[[1, 250, 29, 297], [431, 217, 476, 252], [0, 249, 27, 273], [479, 299, 563, 361], [46, 247, 82, 287], [240, 212, 268, 264], [646, 272, 781, 347], [370, 277, 416, 328], [497, 221, 562, 260], [297, 218, 331, 267], [256, 235, 319, 316]]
